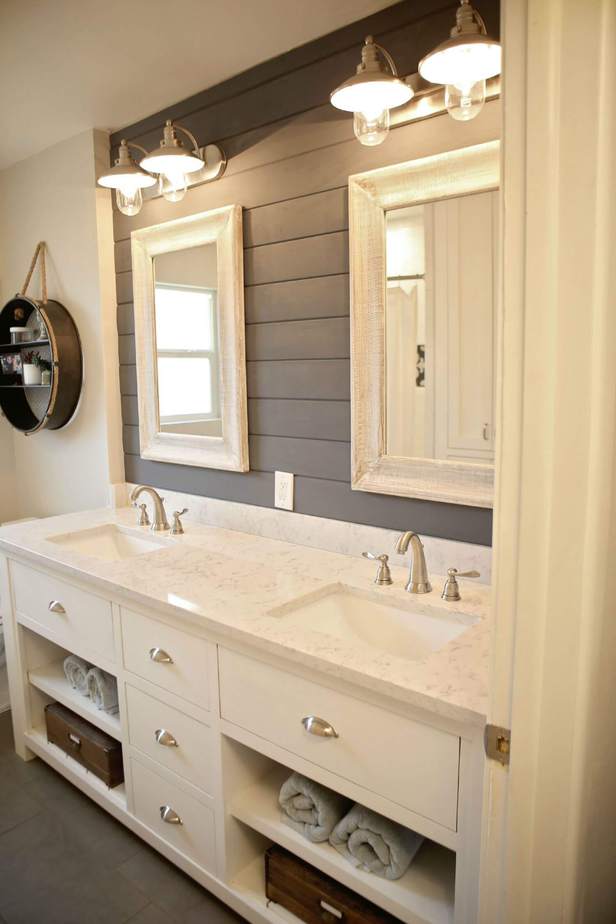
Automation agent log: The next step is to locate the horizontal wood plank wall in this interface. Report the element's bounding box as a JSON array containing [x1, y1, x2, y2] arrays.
[[112, 0, 499, 546]]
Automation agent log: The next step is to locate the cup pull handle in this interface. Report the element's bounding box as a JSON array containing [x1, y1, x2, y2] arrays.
[[48, 600, 66, 614], [149, 647, 173, 664], [301, 716, 339, 738], [155, 728, 178, 748], [159, 805, 183, 825]]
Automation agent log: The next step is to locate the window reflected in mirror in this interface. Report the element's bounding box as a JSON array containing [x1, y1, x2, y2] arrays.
[[153, 243, 222, 438], [385, 190, 497, 464]]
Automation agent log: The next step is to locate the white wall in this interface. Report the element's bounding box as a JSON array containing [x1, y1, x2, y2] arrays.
[[0, 418, 17, 523], [0, 129, 123, 519]]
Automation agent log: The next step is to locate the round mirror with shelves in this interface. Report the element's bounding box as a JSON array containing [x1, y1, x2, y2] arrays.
[[0, 295, 82, 434]]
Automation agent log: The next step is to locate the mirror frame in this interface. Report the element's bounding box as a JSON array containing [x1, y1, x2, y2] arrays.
[[349, 140, 499, 508], [131, 205, 249, 472]]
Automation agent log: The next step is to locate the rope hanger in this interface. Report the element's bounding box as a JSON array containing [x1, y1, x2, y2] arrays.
[[20, 241, 47, 304]]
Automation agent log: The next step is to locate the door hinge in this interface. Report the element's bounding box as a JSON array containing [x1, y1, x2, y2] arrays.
[[485, 724, 511, 766]]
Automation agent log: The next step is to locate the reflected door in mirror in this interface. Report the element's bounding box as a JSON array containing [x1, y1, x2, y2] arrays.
[[385, 190, 497, 464], [153, 244, 222, 438]]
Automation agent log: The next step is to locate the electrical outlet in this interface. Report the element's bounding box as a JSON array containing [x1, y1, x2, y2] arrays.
[[275, 471, 294, 511]]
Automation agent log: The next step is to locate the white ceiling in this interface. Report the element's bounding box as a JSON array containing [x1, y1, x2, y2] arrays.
[[0, 0, 397, 170]]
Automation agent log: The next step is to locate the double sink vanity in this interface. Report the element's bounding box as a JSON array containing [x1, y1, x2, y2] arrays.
[[0, 496, 489, 924]]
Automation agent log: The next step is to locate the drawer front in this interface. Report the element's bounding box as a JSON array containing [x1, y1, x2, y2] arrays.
[[130, 757, 216, 872], [125, 684, 215, 794], [11, 561, 114, 662], [219, 648, 460, 831], [121, 608, 211, 709]]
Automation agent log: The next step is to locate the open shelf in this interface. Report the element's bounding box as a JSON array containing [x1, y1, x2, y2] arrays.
[[0, 338, 50, 354], [28, 659, 121, 740], [24, 726, 126, 811], [232, 855, 304, 924], [0, 384, 51, 389], [230, 765, 455, 924], [0, 296, 82, 434]]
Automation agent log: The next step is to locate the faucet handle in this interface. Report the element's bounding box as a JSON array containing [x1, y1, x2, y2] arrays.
[[362, 551, 393, 586], [171, 508, 188, 535], [137, 503, 150, 527], [441, 567, 480, 602]]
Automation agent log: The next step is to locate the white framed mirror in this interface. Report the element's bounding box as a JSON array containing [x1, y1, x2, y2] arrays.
[[131, 205, 249, 471], [349, 140, 499, 507]]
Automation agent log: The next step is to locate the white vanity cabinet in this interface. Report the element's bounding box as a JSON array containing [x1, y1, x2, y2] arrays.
[[0, 553, 484, 924]]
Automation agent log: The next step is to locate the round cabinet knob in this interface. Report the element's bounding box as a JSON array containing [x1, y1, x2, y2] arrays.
[[301, 716, 339, 738], [154, 728, 178, 748], [149, 647, 173, 664], [48, 600, 66, 614], [159, 805, 183, 825]]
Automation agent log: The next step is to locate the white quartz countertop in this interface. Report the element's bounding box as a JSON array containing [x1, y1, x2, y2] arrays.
[[0, 508, 491, 726]]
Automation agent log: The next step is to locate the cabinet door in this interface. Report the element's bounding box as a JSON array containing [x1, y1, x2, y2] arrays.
[[433, 190, 497, 461]]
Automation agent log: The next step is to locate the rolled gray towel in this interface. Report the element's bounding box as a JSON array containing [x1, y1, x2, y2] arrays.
[[86, 667, 119, 714], [63, 655, 90, 695], [279, 772, 351, 843], [330, 805, 423, 880]]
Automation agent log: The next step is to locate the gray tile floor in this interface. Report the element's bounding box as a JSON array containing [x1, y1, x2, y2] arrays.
[[0, 711, 245, 924]]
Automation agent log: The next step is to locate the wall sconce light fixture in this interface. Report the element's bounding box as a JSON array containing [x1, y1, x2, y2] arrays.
[[419, 0, 501, 121], [330, 36, 413, 146], [141, 120, 211, 203], [97, 140, 156, 216], [99, 120, 226, 216]]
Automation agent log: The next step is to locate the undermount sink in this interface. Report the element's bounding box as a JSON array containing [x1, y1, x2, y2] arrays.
[[273, 586, 477, 661], [47, 524, 172, 561]]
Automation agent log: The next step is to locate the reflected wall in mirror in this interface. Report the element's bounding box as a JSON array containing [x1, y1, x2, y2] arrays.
[[385, 192, 496, 464], [153, 244, 222, 438], [349, 141, 499, 507], [132, 205, 248, 471]]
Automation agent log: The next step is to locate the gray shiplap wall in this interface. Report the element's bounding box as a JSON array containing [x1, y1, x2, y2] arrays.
[[111, 0, 499, 546]]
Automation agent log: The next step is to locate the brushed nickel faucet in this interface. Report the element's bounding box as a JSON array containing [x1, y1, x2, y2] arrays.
[[130, 485, 170, 532], [395, 531, 432, 594]]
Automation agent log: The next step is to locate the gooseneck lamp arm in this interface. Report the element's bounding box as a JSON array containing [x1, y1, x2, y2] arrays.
[[123, 140, 150, 159], [169, 122, 202, 159]]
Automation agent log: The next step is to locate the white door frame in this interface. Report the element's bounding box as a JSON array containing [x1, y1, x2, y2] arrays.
[[480, 0, 616, 921]]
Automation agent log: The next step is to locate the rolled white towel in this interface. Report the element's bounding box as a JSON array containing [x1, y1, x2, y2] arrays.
[[279, 772, 351, 843], [330, 805, 423, 880], [63, 655, 90, 696], [86, 667, 119, 714]]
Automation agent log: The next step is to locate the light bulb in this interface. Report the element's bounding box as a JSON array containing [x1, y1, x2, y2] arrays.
[[115, 184, 143, 217], [353, 106, 390, 146], [160, 170, 187, 203], [445, 78, 485, 121]]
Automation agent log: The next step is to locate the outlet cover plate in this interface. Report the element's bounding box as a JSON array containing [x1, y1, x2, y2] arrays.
[[275, 471, 294, 511]]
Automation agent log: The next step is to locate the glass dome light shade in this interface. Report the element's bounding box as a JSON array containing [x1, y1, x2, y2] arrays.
[[419, 33, 501, 85], [331, 72, 413, 113], [116, 187, 143, 217], [353, 107, 390, 146]]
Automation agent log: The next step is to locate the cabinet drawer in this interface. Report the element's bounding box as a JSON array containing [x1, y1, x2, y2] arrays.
[[125, 684, 215, 794], [130, 757, 216, 873], [121, 608, 212, 709], [11, 561, 114, 662], [219, 648, 460, 831]]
